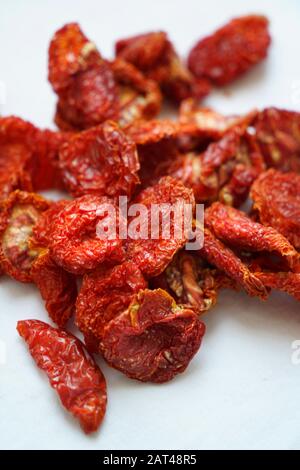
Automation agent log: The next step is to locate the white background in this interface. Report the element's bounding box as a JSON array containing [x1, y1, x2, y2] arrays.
[[0, 0, 300, 450]]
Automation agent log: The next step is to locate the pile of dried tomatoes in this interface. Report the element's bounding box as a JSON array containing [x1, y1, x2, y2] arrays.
[[1, 16, 300, 434]]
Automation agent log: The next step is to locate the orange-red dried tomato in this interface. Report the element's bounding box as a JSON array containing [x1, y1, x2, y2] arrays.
[[31, 250, 77, 327], [205, 202, 300, 273], [199, 227, 268, 299], [150, 250, 218, 315], [253, 107, 300, 172], [59, 121, 140, 198], [251, 169, 300, 249], [49, 195, 125, 274], [116, 31, 211, 103], [111, 58, 162, 126], [76, 261, 147, 351], [188, 15, 271, 86], [0, 190, 50, 282], [126, 176, 195, 278], [17, 319, 107, 434], [49, 23, 120, 130]]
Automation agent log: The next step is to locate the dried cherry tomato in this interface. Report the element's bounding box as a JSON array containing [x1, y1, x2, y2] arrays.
[[32, 200, 69, 248], [0, 116, 70, 194], [205, 202, 300, 272], [111, 58, 162, 126], [126, 176, 195, 278], [59, 121, 140, 198], [17, 319, 107, 434], [188, 15, 271, 85], [115, 31, 211, 103], [30, 128, 71, 191], [165, 127, 264, 206], [31, 250, 77, 327], [49, 195, 125, 274], [253, 108, 300, 172], [76, 261, 147, 351], [49, 23, 119, 130], [150, 250, 218, 314], [0, 191, 50, 282], [199, 228, 268, 299], [101, 288, 205, 383], [251, 169, 300, 249], [0, 117, 35, 200], [54, 61, 120, 130]]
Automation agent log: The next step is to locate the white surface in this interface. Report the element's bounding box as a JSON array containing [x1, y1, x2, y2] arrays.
[[0, 0, 300, 451]]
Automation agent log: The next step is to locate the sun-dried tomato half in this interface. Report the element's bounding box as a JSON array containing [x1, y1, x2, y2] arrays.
[[188, 15, 271, 86], [0, 191, 51, 282], [54, 61, 120, 130], [30, 128, 71, 191], [0, 116, 70, 194], [76, 261, 147, 351], [251, 169, 300, 249], [48, 22, 101, 92], [0, 117, 35, 200], [115, 31, 211, 103], [59, 121, 140, 198], [17, 319, 107, 434], [125, 176, 195, 278], [150, 250, 218, 315], [199, 228, 268, 299], [49, 195, 125, 274], [253, 108, 300, 172], [111, 58, 162, 126], [205, 202, 300, 272], [101, 288, 205, 383], [166, 127, 264, 206], [31, 250, 77, 327], [49, 23, 120, 130]]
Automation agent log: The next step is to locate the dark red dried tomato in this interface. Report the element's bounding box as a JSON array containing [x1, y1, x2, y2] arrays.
[[253, 107, 300, 172], [76, 261, 147, 351], [199, 227, 268, 299], [31, 250, 77, 327], [111, 58, 162, 126], [150, 250, 218, 314], [188, 15, 271, 86], [59, 121, 140, 198], [251, 169, 300, 249], [126, 176, 195, 278], [205, 202, 300, 272], [101, 288, 205, 383], [0, 191, 50, 282], [49, 195, 125, 274], [49, 23, 119, 130], [115, 31, 211, 103], [17, 319, 107, 434]]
